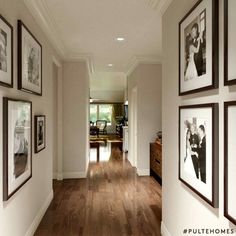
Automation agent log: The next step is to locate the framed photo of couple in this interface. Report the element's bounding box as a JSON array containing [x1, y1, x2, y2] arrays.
[[179, 0, 219, 96], [224, 0, 236, 85], [224, 101, 236, 225], [179, 103, 219, 207]]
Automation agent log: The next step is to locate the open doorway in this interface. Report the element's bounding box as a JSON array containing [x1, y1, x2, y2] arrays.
[[89, 102, 126, 162]]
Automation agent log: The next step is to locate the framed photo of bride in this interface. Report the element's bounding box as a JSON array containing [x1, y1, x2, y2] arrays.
[[179, 0, 219, 96], [179, 103, 219, 207], [224, 0, 236, 86]]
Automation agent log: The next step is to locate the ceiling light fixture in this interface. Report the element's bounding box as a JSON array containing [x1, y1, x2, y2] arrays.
[[108, 64, 113, 67], [115, 37, 125, 41]]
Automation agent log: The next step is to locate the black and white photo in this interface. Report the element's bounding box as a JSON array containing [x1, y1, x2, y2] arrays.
[[224, 101, 236, 225], [179, 0, 218, 95], [224, 0, 236, 85], [179, 104, 218, 207], [0, 15, 13, 87], [35, 115, 46, 153], [3, 97, 32, 201], [18, 20, 42, 95]]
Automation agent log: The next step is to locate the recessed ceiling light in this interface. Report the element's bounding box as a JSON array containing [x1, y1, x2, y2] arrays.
[[115, 37, 125, 41], [108, 64, 113, 67]]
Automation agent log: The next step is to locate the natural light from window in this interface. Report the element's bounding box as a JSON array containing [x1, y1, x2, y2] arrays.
[[90, 104, 113, 126]]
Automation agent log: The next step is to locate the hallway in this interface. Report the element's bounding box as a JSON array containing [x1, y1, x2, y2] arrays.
[[35, 151, 162, 236]]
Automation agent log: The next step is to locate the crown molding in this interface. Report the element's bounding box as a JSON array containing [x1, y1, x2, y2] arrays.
[[155, 0, 173, 15], [126, 55, 162, 76], [24, 0, 95, 76], [24, 0, 66, 57], [64, 53, 95, 76]]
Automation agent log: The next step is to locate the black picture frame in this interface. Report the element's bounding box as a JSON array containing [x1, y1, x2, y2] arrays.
[[3, 97, 32, 201], [224, 0, 236, 86], [179, 0, 219, 96], [18, 20, 42, 96], [224, 101, 236, 225], [0, 14, 13, 88], [179, 103, 219, 207], [34, 115, 46, 153]]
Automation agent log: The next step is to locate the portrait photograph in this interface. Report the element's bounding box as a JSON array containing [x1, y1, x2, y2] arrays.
[[35, 115, 46, 153], [179, 0, 218, 95], [224, 101, 236, 225], [0, 15, 13, 88], [179, 103, 218, 207], [3, 97, 32, 201], [18, 20, 42, 95], [224, 0, 236, 85]]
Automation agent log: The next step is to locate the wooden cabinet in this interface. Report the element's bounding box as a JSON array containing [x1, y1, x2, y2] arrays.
[[150, 142, 162, 180]]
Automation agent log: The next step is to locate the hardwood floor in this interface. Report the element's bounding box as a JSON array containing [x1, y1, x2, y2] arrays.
[[35, 149, 162, 236]]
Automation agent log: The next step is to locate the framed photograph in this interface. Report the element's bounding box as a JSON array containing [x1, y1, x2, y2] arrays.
[[224, 0, 236, 85], [0, 15, 13, 88], [224, 101, 236, 225], [3, 97, 32, 201], [34, 115, 46, 153], [179, 103, 218, 207], [179, 0, 219, 95], [18, 20, 42, 95]]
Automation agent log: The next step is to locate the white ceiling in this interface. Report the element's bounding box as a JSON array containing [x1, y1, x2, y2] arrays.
[[24, 0, 173, 73]]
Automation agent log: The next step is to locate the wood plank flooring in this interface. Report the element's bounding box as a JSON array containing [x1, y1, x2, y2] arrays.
[[34, 148, 162, 236]]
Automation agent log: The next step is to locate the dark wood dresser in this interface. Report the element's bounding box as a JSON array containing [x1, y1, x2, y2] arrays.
[[150, 141, 162, 183]]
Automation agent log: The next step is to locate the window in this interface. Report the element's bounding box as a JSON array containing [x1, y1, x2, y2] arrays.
[[90, 104, 113, 125]]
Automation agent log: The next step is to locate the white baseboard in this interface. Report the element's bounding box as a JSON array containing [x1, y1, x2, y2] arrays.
[[25, 190, 53, 236], [161, 221, 171, 236], [137, 168, 150, 176], [63, 171, 87, 179]]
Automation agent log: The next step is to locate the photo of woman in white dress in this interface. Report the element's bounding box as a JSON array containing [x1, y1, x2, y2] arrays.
[[185, 23, 203, 81]]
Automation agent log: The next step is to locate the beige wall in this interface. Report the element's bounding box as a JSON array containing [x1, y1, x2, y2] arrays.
[[62, 61, 89, 178], [128, 63, 162, 175], [0, 0, 61, 235], [162, 0, 236, 235]]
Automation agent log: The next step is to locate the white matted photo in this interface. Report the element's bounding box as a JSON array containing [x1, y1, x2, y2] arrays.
[[3, 97, 32, 201], [18, 20, 42, 95], [179, 0, 218, 95], [224, 101, 236, 225], [224, 0, 236, 85], [0, 15, 13, 87], [34, 115, 46, 153], [179, 103, 218, 207]]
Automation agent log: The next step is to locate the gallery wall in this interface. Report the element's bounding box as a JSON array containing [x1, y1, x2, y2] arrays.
[[128, 63, 162, 175], [62, 61, 90, 178], [0, 0, 61, 235], [162, 0, 236, 235]]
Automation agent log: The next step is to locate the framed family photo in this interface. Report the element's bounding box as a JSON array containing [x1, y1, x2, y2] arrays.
[[179, 0, 219, 95], [18, 20, 42, 95], [0, 15, 13, 88], [34, 115, 46, 153], [179, 103, 218, 207], [224, 101, 236, 225], [3, 97, 32, 201], [224, 0, 236, 86]]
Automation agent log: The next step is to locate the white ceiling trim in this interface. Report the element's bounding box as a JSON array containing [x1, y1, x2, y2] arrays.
[[24, 0, 94, 75], [155, 0, 173, 15], [64, 53, 95, 76], [24, 0, 66, 57], [126, 55, 162, 76]]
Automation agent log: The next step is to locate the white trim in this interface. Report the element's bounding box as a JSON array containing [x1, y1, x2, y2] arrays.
[[64, 53, 94, 76], [161, 221, 172, 236], [25, 191, 53, 236], [24, 0, 66, 57], [63, 172, 87, 179], [126, 55, 162, 76], [156, 0, 174, 16], [52, 56, 62, 68], [137, 168, 150, 176]]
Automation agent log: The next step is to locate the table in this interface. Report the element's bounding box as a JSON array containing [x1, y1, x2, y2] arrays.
[[90, 141, 100, 162]]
